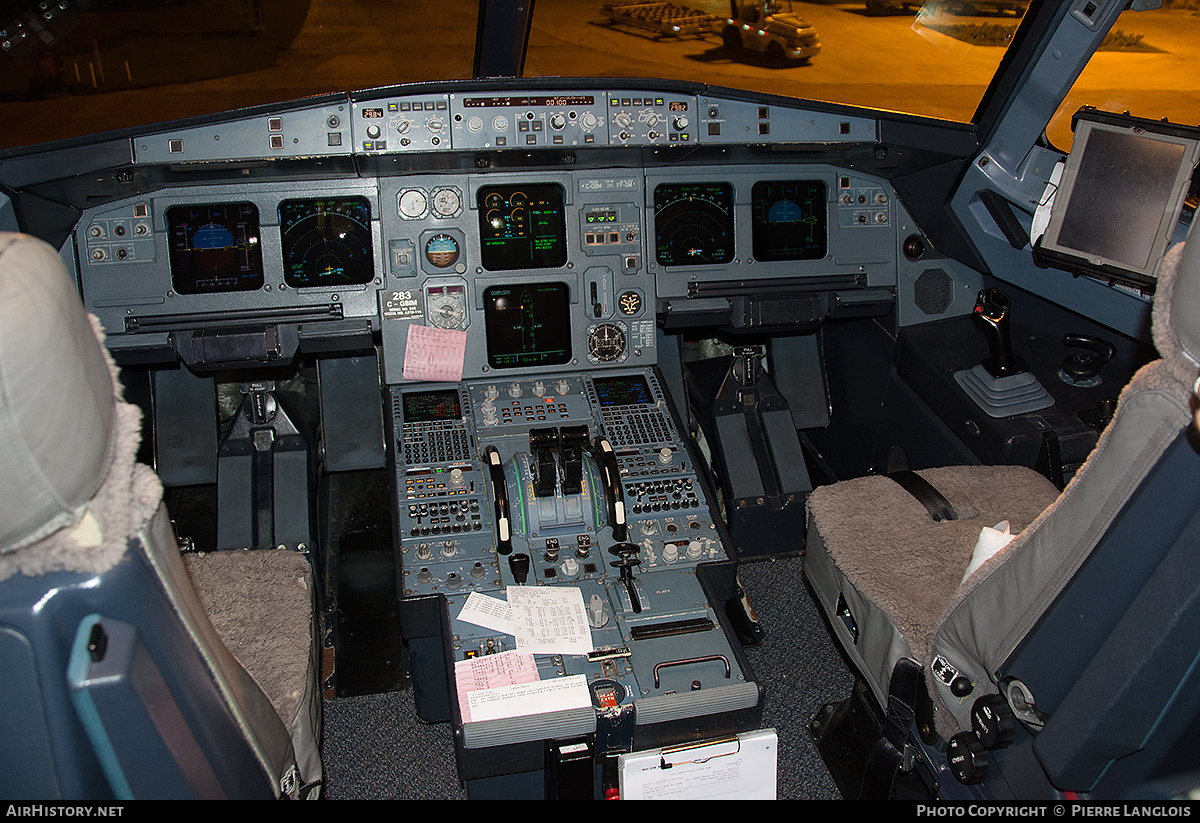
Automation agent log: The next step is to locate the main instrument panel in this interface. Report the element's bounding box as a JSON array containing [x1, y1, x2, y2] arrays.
[[81, 161, 899, 374]]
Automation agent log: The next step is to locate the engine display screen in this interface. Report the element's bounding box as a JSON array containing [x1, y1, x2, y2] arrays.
[[279, 196, 375, 288], [483, 282, 572, 369], [402, 389, 462, 423], [751, 180, 827, 261], [166, 202, 264, 294], [478, 184, 568, 271], [593, 374, 653, 406], [653, 182, 734, 266]]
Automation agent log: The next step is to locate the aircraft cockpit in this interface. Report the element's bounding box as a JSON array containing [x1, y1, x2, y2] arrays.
[[1, 0, 1199, 803]]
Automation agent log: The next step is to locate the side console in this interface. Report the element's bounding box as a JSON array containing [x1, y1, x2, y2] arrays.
[[389, 368, 763, 799]]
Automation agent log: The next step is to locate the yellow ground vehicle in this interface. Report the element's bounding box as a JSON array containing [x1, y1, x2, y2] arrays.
[[600, 2, 722, 36], [721, 0, 822, 65]]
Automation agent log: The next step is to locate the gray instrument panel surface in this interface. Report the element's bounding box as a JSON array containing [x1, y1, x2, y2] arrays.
[[79, 164, 900, 378]]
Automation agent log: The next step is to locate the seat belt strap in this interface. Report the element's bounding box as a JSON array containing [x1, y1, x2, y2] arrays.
[[888, 470, 958, 522], [859, 657, 924, 799]]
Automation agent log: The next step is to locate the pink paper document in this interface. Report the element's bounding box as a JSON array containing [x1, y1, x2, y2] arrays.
[[402, 323, 467, 383], [454, 650, 540, 723]]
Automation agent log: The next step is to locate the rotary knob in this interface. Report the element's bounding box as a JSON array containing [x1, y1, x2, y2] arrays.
[[947, 732, 989, 786], [971, 694, 1015, 750]]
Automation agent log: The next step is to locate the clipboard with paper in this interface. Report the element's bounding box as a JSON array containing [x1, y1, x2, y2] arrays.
[[617, 729, 777, 800]]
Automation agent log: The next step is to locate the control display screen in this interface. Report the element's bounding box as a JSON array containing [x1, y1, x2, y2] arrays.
[[593, 374, 653, 406], [403, 389, 462, 423], [279, 196, 374, 288], [478, 184, 568, 271], [653, 182, 734, 266], [166, 202, 264, 294], [751, 180, 827, 261], [483, 282, 572, 369]]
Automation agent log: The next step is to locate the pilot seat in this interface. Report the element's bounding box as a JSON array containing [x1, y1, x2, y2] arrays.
[[0, 232, 322, 799], [805, 235, 1200, 800]]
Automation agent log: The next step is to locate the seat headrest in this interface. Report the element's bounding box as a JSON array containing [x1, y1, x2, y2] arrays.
[[1152, 234, 1200, 383], [0, 233, 117, 553]]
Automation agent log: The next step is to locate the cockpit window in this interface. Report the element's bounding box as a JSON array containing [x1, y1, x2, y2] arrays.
[[3, 0, 1023, 151], [525, 0, 1026, 125], [1046, 5, 1200, 152], [3, 0, 1195, 153], [0, 0, 480, 150]]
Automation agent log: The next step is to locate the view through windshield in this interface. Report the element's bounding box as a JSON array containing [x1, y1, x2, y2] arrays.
[[1, 0, 1198, 152]]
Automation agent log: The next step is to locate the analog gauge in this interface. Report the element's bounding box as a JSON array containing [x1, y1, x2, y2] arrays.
[[431, 187, 462, 218], [398, 189, 428, 219], [424, 233, 460, 268], [618, 290, 642, 316], [426, 284, 468, 330], [587, 323, 627, 363]]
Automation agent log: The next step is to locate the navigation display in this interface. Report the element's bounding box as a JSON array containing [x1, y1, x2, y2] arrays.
[[751, 180, 827, 261], [478, 184, 568, 271], [653, 182, 734, 266], [279, 196, 374, 288], [166, 202, 264, 294], [483, 282, 572, 369]]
